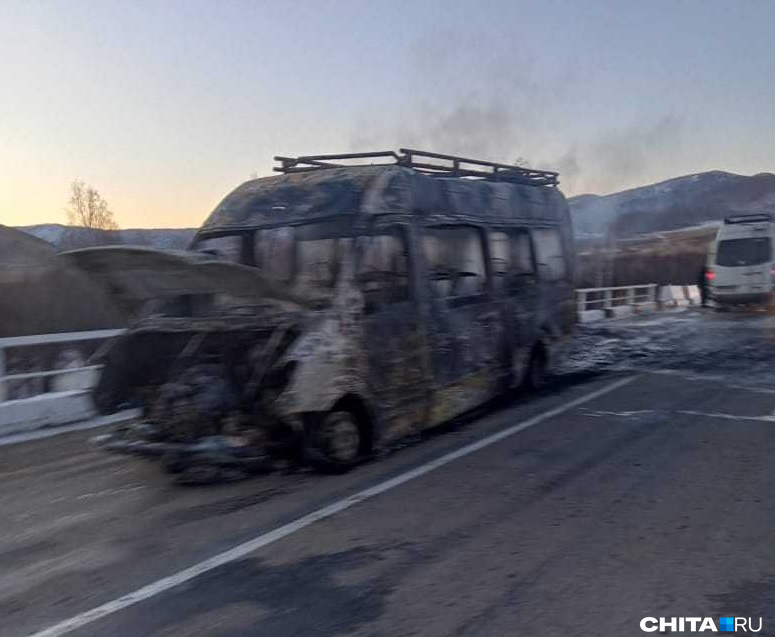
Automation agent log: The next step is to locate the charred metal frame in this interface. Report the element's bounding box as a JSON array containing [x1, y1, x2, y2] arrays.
[[274, 148, 559, 188], [79, 151, 575, 482]]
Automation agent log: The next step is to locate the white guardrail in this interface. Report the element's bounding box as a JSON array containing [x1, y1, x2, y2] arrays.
[[0, 328, 124, 435], [576, 283, 701, 322], [576, 284, 658, 318]]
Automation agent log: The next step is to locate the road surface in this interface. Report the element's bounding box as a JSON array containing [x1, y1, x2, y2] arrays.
[[2, 309, 775, 636]]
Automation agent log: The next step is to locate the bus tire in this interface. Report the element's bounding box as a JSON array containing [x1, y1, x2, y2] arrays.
[[524, 345, 548, 391], [303, 408, 364, 474]]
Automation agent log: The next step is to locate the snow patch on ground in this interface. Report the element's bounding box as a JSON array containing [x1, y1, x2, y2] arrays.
[[559, 310, 775, 389]]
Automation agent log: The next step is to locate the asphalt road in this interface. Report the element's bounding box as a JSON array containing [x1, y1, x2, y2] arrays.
[[2, 309, 775, 637]]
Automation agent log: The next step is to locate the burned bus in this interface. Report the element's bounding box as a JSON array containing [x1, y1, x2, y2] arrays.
[[66, 149, 575, 478]]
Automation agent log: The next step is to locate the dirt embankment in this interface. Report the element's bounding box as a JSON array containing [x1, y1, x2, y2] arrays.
[[575, 225, 717, 288], [0, 225, 126, 338]]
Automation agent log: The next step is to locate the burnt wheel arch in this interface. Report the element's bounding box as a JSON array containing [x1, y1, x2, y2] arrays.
[[301, 394, 376, 474]]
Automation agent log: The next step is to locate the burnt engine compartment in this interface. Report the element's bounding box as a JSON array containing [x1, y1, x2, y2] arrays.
[[149, 362, 241, 441], [92, 320, 302, 481]]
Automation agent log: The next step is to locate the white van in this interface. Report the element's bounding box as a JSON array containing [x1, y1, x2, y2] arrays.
[[707, 213, 774, 307]]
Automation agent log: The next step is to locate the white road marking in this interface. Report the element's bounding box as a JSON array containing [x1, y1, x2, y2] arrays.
[[677, 409, 775, 423], [28, 375, 635, 637], [582, 409, 655, 418]]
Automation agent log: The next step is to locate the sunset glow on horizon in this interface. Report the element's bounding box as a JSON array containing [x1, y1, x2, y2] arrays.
[[2, 0, 773, 229]]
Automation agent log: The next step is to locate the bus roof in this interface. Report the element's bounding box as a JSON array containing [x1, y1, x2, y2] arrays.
[[200, 153, 569, 235]]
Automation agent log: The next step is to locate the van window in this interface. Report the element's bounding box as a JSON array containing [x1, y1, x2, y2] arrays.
[[716, 237, 772, 267], [195, 235, 245, 263], [358, 229, 410, 312], [254, 221, 349, 291], [254, 227, 294, 280], [489, 230, 535, 293], [296, 238, 341, 289], [532, 228, 567, 281], [512, 230, 535, 275], [424, 227, 486, 298], [489, 232, 510, 291]]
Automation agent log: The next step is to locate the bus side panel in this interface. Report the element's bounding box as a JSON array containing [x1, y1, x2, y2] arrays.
[[417, 224, 505, 427]]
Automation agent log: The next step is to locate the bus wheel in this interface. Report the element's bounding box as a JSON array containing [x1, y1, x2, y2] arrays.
[[524, 346, 548, 391], [303, 409, 363, 474]]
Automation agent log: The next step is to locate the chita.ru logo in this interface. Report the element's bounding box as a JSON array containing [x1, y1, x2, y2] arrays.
[[640, 617, 763, 632]]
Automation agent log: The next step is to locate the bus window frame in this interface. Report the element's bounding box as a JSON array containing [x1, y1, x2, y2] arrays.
[[356, 225, 414, 315], [530, 226, 569, 283], [488, 227, 538, 296], [422, 224, 490, 308]]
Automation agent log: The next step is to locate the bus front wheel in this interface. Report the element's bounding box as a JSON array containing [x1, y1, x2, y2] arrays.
[[303, 409, 364, 474]]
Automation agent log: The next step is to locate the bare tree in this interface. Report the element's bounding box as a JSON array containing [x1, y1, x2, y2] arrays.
[[66, 180, 119, 230], [62, 180, 121, 248]]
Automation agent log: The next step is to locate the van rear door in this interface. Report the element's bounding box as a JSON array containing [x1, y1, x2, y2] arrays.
[[714, 236, 772, 295], [532, 227, 574, 333]]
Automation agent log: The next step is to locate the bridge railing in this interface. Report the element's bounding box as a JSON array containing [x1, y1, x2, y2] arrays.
[[576, 284, 659, 317], [0, 329, 124, 402], [0, 285, 669, 401]]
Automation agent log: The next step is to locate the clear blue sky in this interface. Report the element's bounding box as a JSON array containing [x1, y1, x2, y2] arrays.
[[1, 0, 773, 228]]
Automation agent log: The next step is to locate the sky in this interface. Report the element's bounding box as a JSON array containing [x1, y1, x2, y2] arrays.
[[1, 0, 773, 229]]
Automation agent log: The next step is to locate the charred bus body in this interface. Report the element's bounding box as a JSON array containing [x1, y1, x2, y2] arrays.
[[67, 150, 575, 478]]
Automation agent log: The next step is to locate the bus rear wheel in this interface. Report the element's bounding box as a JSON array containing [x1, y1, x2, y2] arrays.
[[524, 346, 548, 391]]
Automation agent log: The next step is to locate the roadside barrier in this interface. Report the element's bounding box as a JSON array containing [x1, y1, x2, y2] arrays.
[[0, 287, 706, 436], [576, 284, 658, 322], [577, 284, 701, 322], [0, 329, 124, 435], [657, 285, 702, 308]]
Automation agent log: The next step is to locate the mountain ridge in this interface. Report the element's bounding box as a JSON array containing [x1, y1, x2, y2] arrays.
[[16, 169, 775, 246], [17, 224, 196, 250], [569, 170, 775, 238]]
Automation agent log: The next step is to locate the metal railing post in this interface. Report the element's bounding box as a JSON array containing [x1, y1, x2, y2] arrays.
[[577, 291, 587, 315], [604, 289, 613, 310], [0, 345, 6, 401]]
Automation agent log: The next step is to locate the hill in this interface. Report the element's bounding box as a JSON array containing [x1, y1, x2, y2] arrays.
[[17, 224, 196, 250], [0, 226, 125, 337], [569, 171, 775, 238]]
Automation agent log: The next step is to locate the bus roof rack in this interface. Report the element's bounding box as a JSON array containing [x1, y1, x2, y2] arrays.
[[724, 213, 772, 224], [273, 148, 559, 187]]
